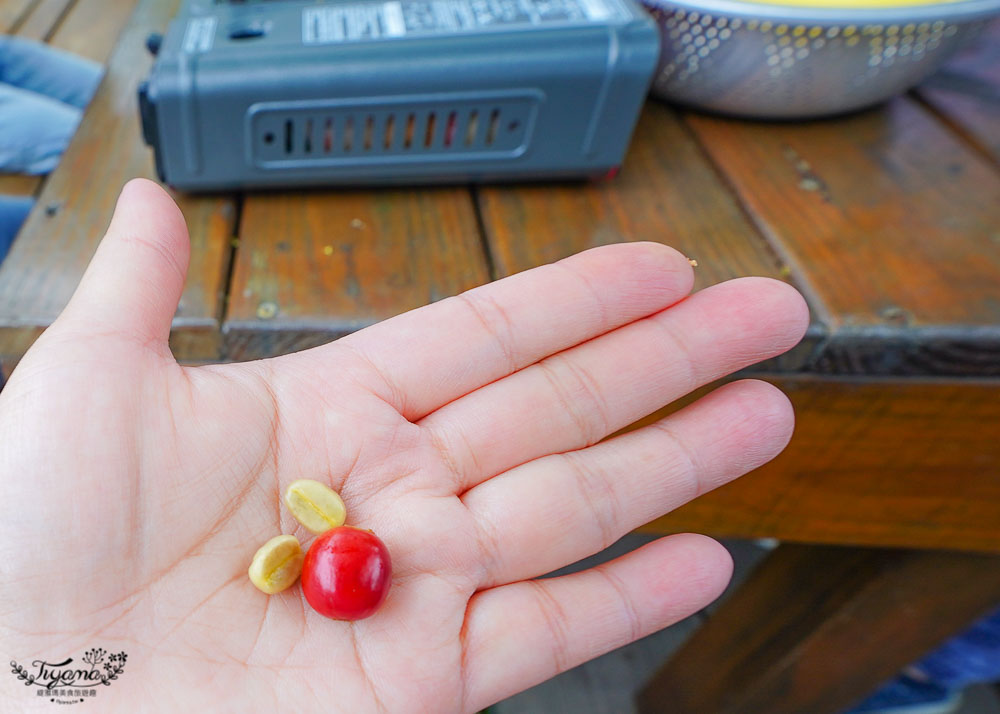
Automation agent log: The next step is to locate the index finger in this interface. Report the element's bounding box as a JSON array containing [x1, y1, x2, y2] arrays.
[[333, 242, 695, 420]]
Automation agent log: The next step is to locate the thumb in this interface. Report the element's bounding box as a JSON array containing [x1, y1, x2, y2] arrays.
[[59, 178, 190, 350]]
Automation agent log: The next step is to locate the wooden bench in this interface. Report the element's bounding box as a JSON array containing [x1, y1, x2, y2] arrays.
[[0, 1, 998, 710]]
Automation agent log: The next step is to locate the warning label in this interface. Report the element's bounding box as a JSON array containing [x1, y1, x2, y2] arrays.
[[182, 16, 218, 53], [302, 0, 624, 43]]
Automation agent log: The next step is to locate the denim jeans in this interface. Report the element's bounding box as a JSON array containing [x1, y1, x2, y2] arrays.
[[916, 606, 1000, 690], [0, 36, 102, 261], [0, 195, 33, 263]]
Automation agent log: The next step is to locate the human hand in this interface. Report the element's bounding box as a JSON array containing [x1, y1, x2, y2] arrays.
[[0, 179, 808, 712]]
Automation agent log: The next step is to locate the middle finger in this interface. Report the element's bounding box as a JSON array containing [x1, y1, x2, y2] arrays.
[[421, 277, 807, 494]]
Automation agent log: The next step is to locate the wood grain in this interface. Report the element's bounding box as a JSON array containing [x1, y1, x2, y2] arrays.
[[0, 0, 79, 202], [639, 377, 1000, 552], [638, 544, 1000, 714], [45, 0, 133, 62], [478, 102, 787, 289], [224, 188, 489, 361], [14, 0, 75, 42], [916, 20, 1000, 165], [476, 101, 822, 370], [0, 0, 234, 373], [0, 174, 41, 197], [0, 0, 35, 32], [685, 98, 1000, 376]]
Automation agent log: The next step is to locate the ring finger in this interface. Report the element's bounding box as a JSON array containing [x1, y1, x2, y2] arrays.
[[461, 379, 794, 588]]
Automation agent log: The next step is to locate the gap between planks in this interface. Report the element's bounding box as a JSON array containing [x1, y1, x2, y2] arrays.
[[674, 109, 836, 333]]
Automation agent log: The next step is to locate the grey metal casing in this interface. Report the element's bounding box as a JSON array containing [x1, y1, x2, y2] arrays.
[[139, 0, 660, 190]]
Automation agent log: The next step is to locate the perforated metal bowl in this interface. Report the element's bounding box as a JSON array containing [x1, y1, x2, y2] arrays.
[[639, 0, 1000, 118]]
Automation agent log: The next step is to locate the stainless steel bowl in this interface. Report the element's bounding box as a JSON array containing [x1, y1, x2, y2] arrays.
[[639, 0, 1000, 118]]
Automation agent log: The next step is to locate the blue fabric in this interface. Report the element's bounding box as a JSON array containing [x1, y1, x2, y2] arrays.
[[0, 35, 102, 174], [913, 606, 1000, 690], [0, 195, 33, 263], [845, 675, 957, 713], [0, 35, 101, 263]]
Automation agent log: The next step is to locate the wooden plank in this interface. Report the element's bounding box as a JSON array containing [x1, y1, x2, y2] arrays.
[[45, 0, 134, 63], [224, 189, 489, 361], [0, 174, 41, 197], [638, 545, 1000, 714], [685, 98, 1000, 376], [479, 102, 788, 288], [0, 0, 233, 373], [916, 20, 1000, 165], [638, 377, 1000, 553], [477, 101, 820, 370], [14, 0, 74, 41], [0, 0, 36, 32]]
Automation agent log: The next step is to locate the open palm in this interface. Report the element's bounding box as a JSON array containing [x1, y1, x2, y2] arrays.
[[0, 180, 807, 712]]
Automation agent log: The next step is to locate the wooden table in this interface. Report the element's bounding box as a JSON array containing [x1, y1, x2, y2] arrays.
[[1, 1, 998, 711]]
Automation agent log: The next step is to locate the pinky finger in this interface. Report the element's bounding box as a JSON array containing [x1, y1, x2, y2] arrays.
[[461, 533, 733, 712]]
